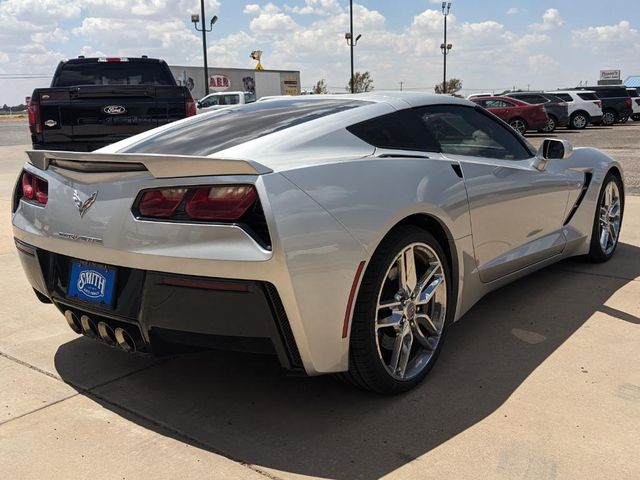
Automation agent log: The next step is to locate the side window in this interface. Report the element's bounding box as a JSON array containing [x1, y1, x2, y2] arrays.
[[415, 105, 534, 160], [347, 109, 441, 152], [577, 92, 598, 101], [227, 94, 240, 105], [555, 93, 573, 102], [484, 100, 510, 108]]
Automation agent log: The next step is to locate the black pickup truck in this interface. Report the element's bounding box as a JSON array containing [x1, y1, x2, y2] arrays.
[[28, 57, 196, 151]]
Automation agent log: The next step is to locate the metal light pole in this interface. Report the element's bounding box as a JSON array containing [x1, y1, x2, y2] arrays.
[[345, 0, 362, 93], [440, 2, 452, 94], [191, 1, 218, 96]]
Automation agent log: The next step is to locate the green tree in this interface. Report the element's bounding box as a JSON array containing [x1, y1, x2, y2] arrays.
[[346, 71, 374, 93], [434, 78, 463, 96], [312, 79, 328, 94]]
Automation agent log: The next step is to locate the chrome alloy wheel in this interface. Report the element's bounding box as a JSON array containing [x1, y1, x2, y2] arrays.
[[374, 243, 447, 381], [572, 114, 587, 129], [599, 181, 622, 255], [510, 119, 527, 135]]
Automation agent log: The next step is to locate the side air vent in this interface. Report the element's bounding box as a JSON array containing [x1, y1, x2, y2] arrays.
[[263, 282, 303, 370], [563, 172, 593, 226]]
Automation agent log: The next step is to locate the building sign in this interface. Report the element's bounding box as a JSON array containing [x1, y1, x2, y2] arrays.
[[209, 74, 231, 91], [600, 70, 621, 81], [282, 74, 300, 95]]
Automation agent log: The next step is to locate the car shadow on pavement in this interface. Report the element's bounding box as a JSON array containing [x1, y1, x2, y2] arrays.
[[54, 243, 640, 480]]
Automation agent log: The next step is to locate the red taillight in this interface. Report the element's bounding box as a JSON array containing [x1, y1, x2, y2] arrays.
[[594, 100, 602, 108], [625, 98, 632, 108], [138, 188, 187, 218], [186, 95, 196, 117], [27, 98, 42, 134], [21, 171, 48, 206], [186, 185, 257, 221], [136, 185, 258, 222]]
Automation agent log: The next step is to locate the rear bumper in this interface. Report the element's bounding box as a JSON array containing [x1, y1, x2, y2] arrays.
[[14, 239, 304, 372]]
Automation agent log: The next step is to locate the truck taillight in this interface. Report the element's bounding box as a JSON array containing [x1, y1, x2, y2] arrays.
[[136, 185, 257, 221], [186, 95, 197, 117], [27, 98, 41, 134], [595, 100, 602, 108], [21, 171, 48, 206]]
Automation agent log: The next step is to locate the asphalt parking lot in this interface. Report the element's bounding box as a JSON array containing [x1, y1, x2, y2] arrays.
[[1, 121, 639, 479]]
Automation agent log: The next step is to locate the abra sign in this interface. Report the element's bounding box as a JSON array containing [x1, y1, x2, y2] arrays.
[[600, 70, 621, 81], [209, 74, 231, 91]]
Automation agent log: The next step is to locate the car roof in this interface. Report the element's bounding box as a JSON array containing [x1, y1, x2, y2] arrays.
[[549, 90, 595, 94], [470, 95, 527, 105], [255, 92, 474, 109]]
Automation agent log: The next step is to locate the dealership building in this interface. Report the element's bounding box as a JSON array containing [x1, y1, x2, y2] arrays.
[[168, 65, 301, 100]]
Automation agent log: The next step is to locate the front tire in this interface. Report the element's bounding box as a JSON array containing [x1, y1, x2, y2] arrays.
[[587, 173, 624, 262], [344, 226, 453, 394], [570, 112, 589, 129]]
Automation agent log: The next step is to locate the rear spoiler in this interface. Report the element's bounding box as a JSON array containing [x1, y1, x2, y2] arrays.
[[26, 150, 272, 178]]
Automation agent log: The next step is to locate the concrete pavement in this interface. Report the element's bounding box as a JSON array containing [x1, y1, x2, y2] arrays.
[[1, 143, 639, 479]]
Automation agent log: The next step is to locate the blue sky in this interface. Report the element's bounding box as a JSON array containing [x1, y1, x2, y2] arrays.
[[1, 0, 639, 104]]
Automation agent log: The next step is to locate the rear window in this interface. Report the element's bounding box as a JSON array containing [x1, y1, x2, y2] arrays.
[[577, 92, 598, 101], [554, 93, 573, 102], [122, 98, 368, 156], [627, 90, 639, 98], [52, 61, 175, 87]]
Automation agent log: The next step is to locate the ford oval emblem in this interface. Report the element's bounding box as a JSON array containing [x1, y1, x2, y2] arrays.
[[103, 105, 126, 115]]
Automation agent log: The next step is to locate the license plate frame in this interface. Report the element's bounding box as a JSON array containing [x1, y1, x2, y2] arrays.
[[67, 260, 117, 307]]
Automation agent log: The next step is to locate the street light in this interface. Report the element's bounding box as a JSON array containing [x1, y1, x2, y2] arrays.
[[441, 2, 452, 94], [191, 0, 218, 96], [345, 0, 362, 93]]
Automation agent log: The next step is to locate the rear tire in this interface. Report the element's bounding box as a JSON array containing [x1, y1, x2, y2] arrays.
[[509, 118, 528, 135], [569, 112, 589, 129], [587, 173, 624, 263], [618, 115, 629, 124], [632, 114, 640, 121], [343, 226, 453, 394]]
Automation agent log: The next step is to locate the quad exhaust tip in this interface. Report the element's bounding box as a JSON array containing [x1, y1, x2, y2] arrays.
[[114, 327, 136, 353], [97, 321, 116, 346], [80, 315, 99, 338], [64, 310, 82, 334], [63, 311, 138, 353]]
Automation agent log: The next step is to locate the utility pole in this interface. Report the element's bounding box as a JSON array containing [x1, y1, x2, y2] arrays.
[[399, 81, 404, 91], [440, 2, 452, 94], [191, 0, 218, 97], [345, 0, 361, 93]]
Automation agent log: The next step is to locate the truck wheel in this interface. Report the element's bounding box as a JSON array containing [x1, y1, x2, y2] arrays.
[[601, 110, 616, 126]]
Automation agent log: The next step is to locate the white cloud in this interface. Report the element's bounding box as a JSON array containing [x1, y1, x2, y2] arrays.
[[506, 8, 519, 15], [529, 8, 564, 32], [287, 0, 342, 16]]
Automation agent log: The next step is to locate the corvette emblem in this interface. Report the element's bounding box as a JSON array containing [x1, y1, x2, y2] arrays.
[[103, 105, 126, 115], [73, 190, 98, 217]]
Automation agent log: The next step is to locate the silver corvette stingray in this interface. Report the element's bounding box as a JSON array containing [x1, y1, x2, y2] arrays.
[[12, 93, 624, 393]]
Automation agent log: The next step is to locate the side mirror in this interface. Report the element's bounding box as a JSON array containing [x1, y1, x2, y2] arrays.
[[533, 139, 573, 171], [196, 101, 202, 109]]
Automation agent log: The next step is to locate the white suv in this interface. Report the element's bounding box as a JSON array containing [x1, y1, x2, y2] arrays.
[[626, 88, 640, 121], [545, 90, 603, 129]]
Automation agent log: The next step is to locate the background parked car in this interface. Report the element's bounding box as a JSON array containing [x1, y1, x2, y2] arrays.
[[546, 90, 603, 129], [470, 96, 548, 135], [502, 91, 569, 133], [626, 88, 640, 121], [196, 91, 256, 113], [570, 86, 633, 126]]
